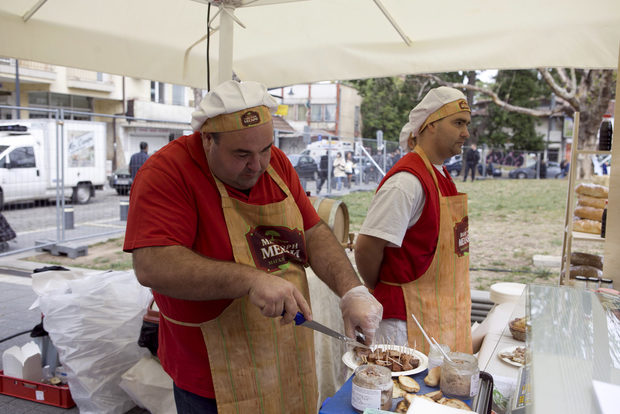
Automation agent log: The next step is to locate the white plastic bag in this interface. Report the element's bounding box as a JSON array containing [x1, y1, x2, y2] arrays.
[[120, 355, 177, 414], [34, 269, 152, 414]]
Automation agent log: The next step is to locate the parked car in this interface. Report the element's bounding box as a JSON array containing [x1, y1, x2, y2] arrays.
[[508, 161, 562, 179], [352, 156, 382, 184], [444, 158, 462, 177], [443, 155, 501, 178], [287, 154, 318, 180], [109, 167, 132, 195]]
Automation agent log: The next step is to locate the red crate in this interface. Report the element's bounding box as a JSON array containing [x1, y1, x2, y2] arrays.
[[0, 370, 75, 409]]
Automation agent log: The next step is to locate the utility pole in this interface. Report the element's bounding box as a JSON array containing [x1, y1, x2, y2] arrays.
[[15, 59, 21, 119], [545, 93, 556, 161]]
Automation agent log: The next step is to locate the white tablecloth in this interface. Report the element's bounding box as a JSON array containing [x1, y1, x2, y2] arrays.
[[477, 301, 526, 379]]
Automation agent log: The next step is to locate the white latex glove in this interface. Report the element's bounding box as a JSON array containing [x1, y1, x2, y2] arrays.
[[339, 285, 383, 345]]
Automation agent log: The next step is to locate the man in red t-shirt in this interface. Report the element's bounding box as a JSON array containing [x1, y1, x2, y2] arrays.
[[124, 80, 382, 413], [355, 87, 473, 355]]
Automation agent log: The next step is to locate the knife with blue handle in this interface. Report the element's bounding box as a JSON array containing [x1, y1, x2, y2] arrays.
[[289, 311, 370, 349]]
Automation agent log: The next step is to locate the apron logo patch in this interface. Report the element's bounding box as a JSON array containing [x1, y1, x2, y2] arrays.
[[246, 225, 307, 272], [454, 216, 469, 257]]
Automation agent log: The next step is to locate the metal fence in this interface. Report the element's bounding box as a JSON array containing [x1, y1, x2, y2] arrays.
[[0, 104, 573, 258], [0, 105, 193, 258]]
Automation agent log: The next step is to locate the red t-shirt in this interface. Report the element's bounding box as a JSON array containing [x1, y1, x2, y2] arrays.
[[123, 131, 320, 398], [373, 152, 459, 321]]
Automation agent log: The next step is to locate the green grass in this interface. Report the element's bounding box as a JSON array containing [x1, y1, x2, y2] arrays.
[[337, 178, 580, 290], [37, 178, 583, 291], [338, 178, 570, 232]]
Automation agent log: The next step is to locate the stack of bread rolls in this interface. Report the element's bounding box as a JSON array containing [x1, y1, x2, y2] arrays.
[[573, 183, 608, 234], [569, 251, 604, 279]]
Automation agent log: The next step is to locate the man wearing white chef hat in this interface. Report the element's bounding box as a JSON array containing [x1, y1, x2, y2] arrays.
[[355, 86, 473, 355], [124, 80, 383, 413]]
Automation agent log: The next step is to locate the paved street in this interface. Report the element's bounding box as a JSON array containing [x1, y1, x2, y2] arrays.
[[1, 186, 128, 257]]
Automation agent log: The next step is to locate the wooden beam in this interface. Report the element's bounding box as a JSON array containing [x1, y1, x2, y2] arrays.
[[602, 44, 620, 286]]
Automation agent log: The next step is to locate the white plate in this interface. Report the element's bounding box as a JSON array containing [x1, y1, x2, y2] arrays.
[[498, 345, 526, 367], [342, 344, 429, 377]]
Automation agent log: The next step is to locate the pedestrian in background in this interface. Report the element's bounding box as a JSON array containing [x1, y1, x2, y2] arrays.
[[316, 154, 329, 193], [333, 152, 346, 191], [462, 143, 479, 182], [129, 142, 149, 180], [560, 159, 569, 178], [344, 152, 355, 188]]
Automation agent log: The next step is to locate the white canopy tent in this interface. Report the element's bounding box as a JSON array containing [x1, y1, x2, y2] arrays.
[[1, 0, 619, 89], [2, 0, 620, 403]]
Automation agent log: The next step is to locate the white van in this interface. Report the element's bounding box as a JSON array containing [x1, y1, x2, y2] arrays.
[[0, 120, 107, 210], [300, 139, 354, 162]]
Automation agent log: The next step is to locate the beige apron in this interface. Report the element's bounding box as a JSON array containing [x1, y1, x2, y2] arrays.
[[162, 165, 318, 414], [384, 147, 472, 354]]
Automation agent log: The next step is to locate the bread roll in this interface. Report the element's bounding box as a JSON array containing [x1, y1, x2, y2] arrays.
[[573, 219, 602, 234], [425, 390, 443, 401], [570, 265, 603, 279], [574, 206, 604, 221], [392, 379, 407, 398], [571, 252, 604, 270], [440, 398, 472, 411], [575, 183, 609, 198], [398, 376, 420, 393], [577, 195, 607, 209]]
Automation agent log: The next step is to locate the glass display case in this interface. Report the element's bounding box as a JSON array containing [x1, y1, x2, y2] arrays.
[[527, 285, 620, 414]]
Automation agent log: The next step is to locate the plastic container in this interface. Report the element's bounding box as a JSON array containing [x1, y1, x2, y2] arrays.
[[573, 275, 588, 289], [587, 277, 600, 289], [0, 370, 75, 408], [351, 364, 392, 412], [600, 278, 614, 289], [440, 352, 480, 399], [428, 343, 450, 371], [54, 365, 68, 385]]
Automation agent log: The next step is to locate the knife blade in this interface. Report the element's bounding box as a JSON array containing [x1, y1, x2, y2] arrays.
[[291, 312, 370, 349]]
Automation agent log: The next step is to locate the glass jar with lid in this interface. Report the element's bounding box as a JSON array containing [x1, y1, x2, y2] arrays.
[[600, 278, 614, 289], [440, 352, 480, 399], [573, 276, 588, 289], [351, 364, 393, 412], [587, 277, 600, 289], [428, 343, 450, 371]]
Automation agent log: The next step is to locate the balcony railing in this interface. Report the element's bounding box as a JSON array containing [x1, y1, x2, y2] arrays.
[[0, 58, 54, 72], [66, 68, 114, 92]]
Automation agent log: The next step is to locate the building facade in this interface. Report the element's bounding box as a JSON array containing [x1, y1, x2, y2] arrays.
[[275, 82, 362, 140], [0, 59, 363, 168], [0, 57, 194, 173]]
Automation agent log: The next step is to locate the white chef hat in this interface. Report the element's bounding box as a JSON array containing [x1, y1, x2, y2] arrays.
[[399, 86, 470, 149], [191, 80, 279, 132]]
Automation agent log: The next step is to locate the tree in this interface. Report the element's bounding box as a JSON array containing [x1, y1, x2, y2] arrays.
[[423, 69, 616, 176], [348, 77, 406, 140], [349, 72, 465, 141], [481, 69, 550, 151]]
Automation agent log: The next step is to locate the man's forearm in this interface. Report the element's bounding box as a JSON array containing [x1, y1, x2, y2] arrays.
[[354, 234, 387, 289], [305, 221, 361, 297], [132, 245, 258, 301], [132, 245, 313, 321]]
